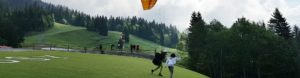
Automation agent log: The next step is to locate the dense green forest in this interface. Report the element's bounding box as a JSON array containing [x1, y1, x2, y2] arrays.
[[0, 0, 179, 48], [187, 9, 299, 78], [0, 2, 54, 47]]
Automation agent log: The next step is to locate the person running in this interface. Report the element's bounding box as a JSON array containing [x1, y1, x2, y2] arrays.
[[166, 53, 180, 78], [151, 50, 167, 76]]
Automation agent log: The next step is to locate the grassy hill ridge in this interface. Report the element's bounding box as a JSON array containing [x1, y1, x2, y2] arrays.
[[23, 23, 174, 53]]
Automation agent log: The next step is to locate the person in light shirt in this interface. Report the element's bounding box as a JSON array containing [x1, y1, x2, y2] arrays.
[[166, 53, 181, 78]]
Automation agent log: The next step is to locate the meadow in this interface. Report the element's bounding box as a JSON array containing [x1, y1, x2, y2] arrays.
[[0, 51, 207, 78]]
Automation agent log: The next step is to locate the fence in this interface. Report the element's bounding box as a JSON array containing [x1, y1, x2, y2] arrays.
[[22, 43, 155, 59]]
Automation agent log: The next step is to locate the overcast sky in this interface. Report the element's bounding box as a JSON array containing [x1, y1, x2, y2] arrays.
[[42, 0, 300, 32]]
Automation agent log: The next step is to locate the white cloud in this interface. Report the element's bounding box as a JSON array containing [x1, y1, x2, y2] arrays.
[[42, 0, 300, 32]]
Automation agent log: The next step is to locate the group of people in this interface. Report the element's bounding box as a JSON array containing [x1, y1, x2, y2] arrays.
[[130, 44, 140, 53], [151, 50, 180, 78]]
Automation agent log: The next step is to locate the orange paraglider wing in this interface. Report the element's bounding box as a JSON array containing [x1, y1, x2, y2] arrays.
[[141, 0, 157, 10]]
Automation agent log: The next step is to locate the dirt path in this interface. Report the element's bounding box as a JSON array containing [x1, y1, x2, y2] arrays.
[[0, 48, 33, 52]]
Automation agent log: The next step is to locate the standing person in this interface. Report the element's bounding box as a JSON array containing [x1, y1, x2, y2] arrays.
[[99, 44, 104, 54], [136, 45, 140, 52], [83, 47, 87, 53], [166, 53, 180, 78], [111, 44, 114, 50], [118, 34, 125, 51], [99, 44, 103, 51], [133, 44, 136, 52], [130, 44, 133, 53], [151, 50, 167, 76], [118, 38, 124, 51]]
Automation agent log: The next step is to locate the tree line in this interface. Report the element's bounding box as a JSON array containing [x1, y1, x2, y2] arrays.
[[104, 16, 179, 47], [0, 0, 179, 48], [0, 3, 54, 47], [41, 1, 180, 47], [187, 8, 299, 78]]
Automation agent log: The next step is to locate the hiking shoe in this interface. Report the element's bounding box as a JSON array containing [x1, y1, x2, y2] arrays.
[[151, 70, 154, 74], [158, 73, 163, 76]]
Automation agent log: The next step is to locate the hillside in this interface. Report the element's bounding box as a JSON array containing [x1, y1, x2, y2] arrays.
[[23, 23, 172, 52], [0, 51, 207, 78]]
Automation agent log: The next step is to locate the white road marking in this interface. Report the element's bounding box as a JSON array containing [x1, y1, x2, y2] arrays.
[[0, 59, 20, 63], [0, 55, 67, 64]]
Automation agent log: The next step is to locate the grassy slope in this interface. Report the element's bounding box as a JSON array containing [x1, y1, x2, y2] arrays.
[[23, 23, 172, 52], [0, 51, 207, 78]]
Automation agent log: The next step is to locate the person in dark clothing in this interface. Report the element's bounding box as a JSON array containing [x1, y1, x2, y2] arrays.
[[130, 44, 133, 53], [151, 50, 167, 76], [118, 38, 124, 51], [136, 45, 140, 52], [99, 44, 104, 54], [111, 44, 114, 50], [84, 47, 87, 53], [133, 44, 136, 52], [99, 44, 103, 51]]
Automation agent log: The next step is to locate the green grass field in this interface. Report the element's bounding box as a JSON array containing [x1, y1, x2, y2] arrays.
[[0, 51, 207, 78], [23, 23, 174, 52]]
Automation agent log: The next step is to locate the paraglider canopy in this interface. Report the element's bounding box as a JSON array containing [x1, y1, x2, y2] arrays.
[[141, 0, 157, 10]]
